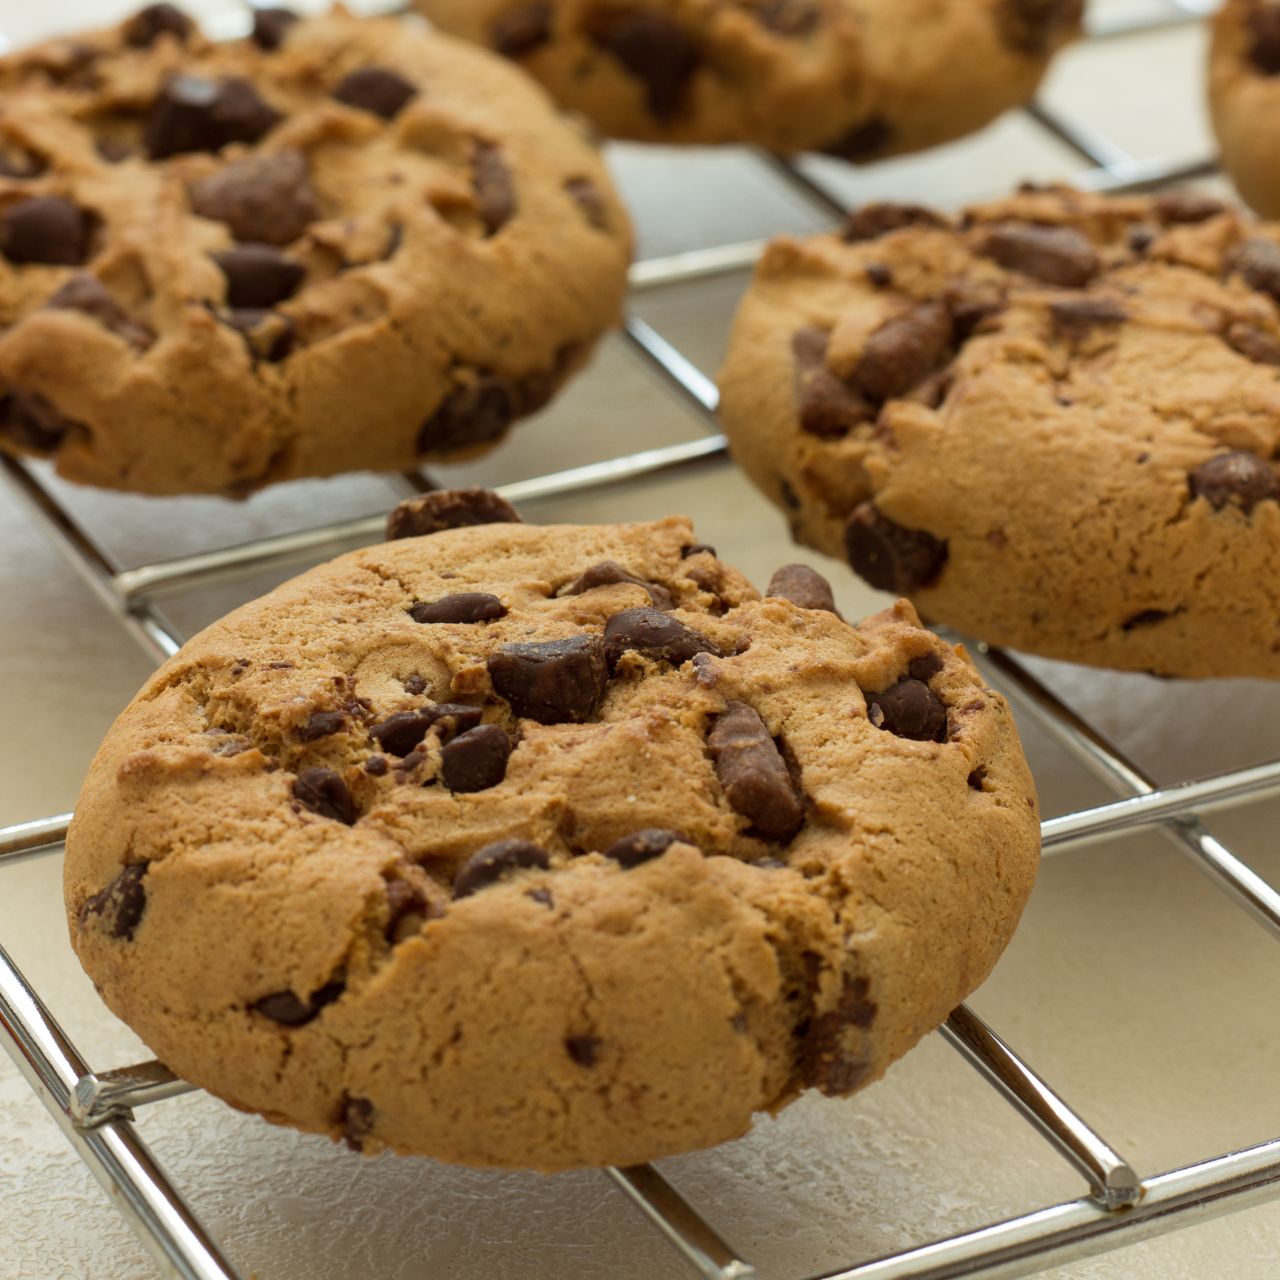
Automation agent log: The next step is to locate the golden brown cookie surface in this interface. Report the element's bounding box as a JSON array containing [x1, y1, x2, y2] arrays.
[[416, 0, 1082, 157], [719, 186, 1280, 679], [66, 501, 1038, 1170], [0, 6, 631, 494]]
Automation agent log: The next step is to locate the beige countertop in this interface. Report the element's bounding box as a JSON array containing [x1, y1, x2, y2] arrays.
[[2, 1, 1278, 1277]]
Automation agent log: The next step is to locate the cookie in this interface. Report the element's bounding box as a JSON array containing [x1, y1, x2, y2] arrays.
[[416, 0, 1082, 158], [0, 6, 630, 495], [719, 185, 1280, 680], [65, 492, 1039, 1171], [1210, 0, 1280, 219]]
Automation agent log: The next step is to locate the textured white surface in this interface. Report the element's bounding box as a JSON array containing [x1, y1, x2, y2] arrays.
[[2, 1, 1280, 1278]]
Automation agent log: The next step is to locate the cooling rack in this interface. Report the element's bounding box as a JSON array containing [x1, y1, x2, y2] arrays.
[[3, 1, 1280, 1277]]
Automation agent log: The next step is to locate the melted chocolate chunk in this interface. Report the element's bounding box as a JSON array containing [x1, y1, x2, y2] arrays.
[[292, 767, 357, 824], [189, 150, 321, 247], [791, 327, 872, 439], [441, 724, 511, 793], [981, 223, 1099, 286], [1233, 238, 1280, 300], [563, 561, 674, 610], [488, 635, 608, 724], [364, 754, 389, 777], [946, 281, 1006, 341], [145, 76, 281, 160], [1153, 191, 1226, 224], [333, 67, 418, 120], [123, 3, 194, 48], [866, 678, 947, 742], [492, 4, 553, 57], [799, 976, 876, 1094], [418, 372, 515, 454], [1049, 295, 1127, 337], [603, 607, 721, 670], [369, 704, 483, 756], [758, 0, 820, 35], [0, 391, 79, 452], [587, 12, 700, 119], [565, 177, 608, 230], [453, 839, 550, 898], [823, 116, 893, 161], [0, 196, 92, 266], [1189, 451, 1280, 514], [384, 878, 428, 941], [409, 592, 508, 624], [683, 543, 716, 558], [842, 203, 945, 243], [603, 828, 682, 869], [81, 863, 148, 940], [340, 1095, 375, 1151], [996, 0, 1082, 56], [212, 243, 305, 308], [1248, 4, 1280, 75], [47, 274, 153, 349], [299, 710, 345, 741], [766, 564, 839, 615], [708, 702, 804, 842], [222, 307, 295, 362], [1224, 321, 1280, 366], [253, 981, 344, 1026], [473, 143, 516, 236], [844, 502, 948, 593], [854, 303, 954, 404], [1121, 609, 1171, 631], [386, 488, 521, 540], [250, 7, 299, 51], [907, 652, 945, 683], [565, 1035, 601, 1067]]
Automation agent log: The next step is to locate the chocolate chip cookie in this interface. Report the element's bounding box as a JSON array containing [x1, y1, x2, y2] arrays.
[[65, 492, 1039, 1171], [1210, 0, 1280, 219], [416, 1, 1082, 157], [0, 6, 630, 494], [719, 186, 1280, 679]]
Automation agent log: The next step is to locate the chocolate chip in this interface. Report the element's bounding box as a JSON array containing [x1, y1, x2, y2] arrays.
[[0, 391, 78, 452], [996, 0, 1082, 55], [866, 678, 947, 742], [222, 308, 295, 362], [1127, 225, 1155, 255], [46, 274, 153, 349], [250, 7, 299, 51], [766, 562, 840, 615], [792, 328, 872, 439], [907, 652, 945, 683], [145, 76, 282, 160], [299, 710, 345, 741], [189, 150, 320, 247], [844, 502, 948, 593], [967, 767, 987, 791], [1224, 321, 1280, 366], [604, 607, 720, 670], [340, 1095, 374, 1151], [708, 702, 804, 842], [1189, 451, 1280, 514], [292, 767, 357, 824], [364, 755, 389, 777], [823, 116, 894, 162], [683, 543, 716, 558], [492, 3, 552, 56], [587, 12, 700, 119], [854, 303, 954, 404], [81, 863, 148, 940], [453, 839, 550, 898], [253, 981, 343, 1026], [408, 592, 507, 625], [123, 3, 194, 47], [488, 635, 609, 724], [565, 177, 608, 230], [1049, 295, 1127, 338], [418, 372, 515, 454], [1248, 5, 1280, 75], [1121, 609, 1171, 631], [757, 0, 820, 35], [384, 878, 427, 941], [333, 68, 418, 120], [472, 143, 516, 236], [865, 262, 892, 289], [603, 828, 682, 869], [386, 488, 521, 540], [441, 724, 511, 793], [1153, 191, 1226, 224], [403, 674, 428, 695], [563, 561, 674, 610], [212, 243, 305, 308], [565, 1036, 601, 1067], [981, 223, 1099, 287], [1233, 238, 1280, 300], [946, 281, 1005, 341], [842, 203, 945, 243], [0, 197, 92, 266], [369, 704, 483, 757]]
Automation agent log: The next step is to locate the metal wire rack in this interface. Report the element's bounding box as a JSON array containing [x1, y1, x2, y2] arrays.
[[3, 1, 1280, 1277]]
